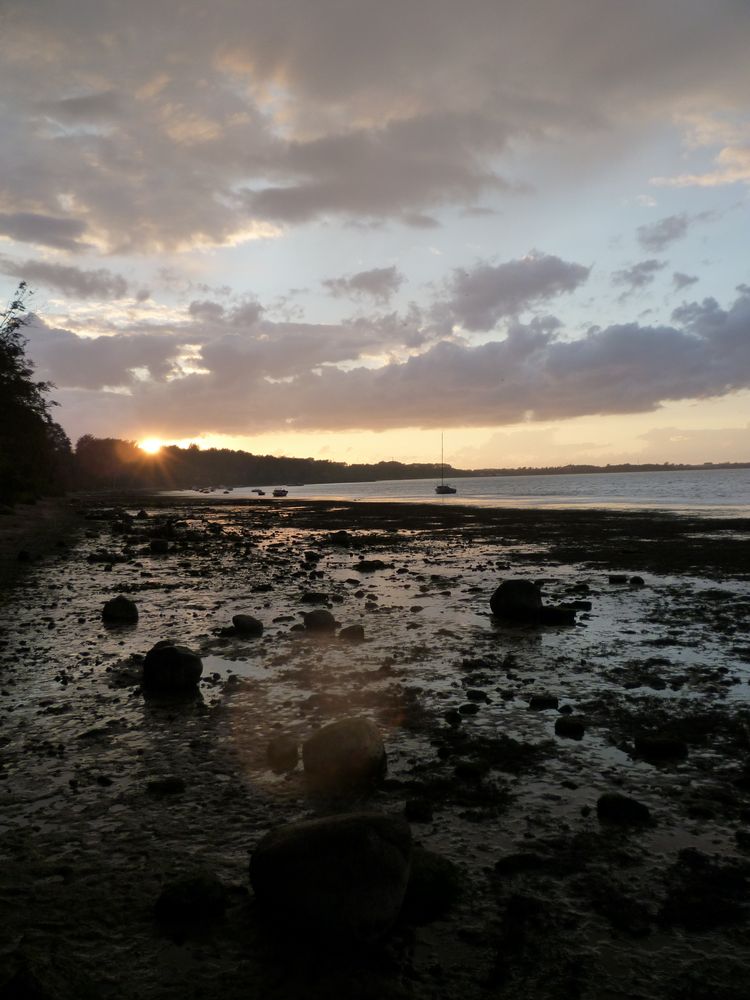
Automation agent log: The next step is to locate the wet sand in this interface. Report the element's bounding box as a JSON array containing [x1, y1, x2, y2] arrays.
[[1, 496, 750, 999]]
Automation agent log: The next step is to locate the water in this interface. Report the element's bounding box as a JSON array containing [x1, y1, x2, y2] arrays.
[[170, 467, 750, 516]]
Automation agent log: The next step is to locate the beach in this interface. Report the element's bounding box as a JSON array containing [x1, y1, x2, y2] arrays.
[[2, 495, 750, 999]]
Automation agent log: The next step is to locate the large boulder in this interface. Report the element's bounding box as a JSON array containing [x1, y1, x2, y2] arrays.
[[303, 717, 386, 795], [102, 595, 138, 624], [249, 812, 412, 945], [301, 608, 337, 633], [142, 640, 203, 694], [490, 580, 542, 623]]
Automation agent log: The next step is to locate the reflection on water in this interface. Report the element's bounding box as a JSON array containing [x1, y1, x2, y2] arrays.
[[166, 467, 750, 516]]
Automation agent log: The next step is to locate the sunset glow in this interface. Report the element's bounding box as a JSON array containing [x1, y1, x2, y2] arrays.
[[139, 438, 163, 455]]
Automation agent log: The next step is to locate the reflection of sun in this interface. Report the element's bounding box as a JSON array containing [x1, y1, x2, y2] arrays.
[[139, 437, 163, 455]]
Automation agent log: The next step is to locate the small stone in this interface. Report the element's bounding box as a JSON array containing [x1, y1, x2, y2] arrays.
[[554, 716, 585, 740], [630, 576, 645, 587], [528, 694, 559, 711], [608, 574, 628, 584], [633, 735, 688, 762], [232, 614, 264, 636], [149, 538, 170, 554], [102, 595, 139, 624], [490, 580, 542, 623], [142, 640, 203, 694], [354, 559, 389, 572], [301, 609, 337, 632], [597, 792, 652, 826], [302, 717, 386, 795], [339, 624, 365, 643], [146, 776, 186, 796]]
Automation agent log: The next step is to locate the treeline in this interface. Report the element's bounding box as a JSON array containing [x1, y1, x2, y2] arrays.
[[0, 284, 72, 505], [73, 436, 459, 490], [471, 461, 750, 477]]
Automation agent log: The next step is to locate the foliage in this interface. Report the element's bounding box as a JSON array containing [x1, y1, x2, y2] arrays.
[[0, 283, 72, 502]]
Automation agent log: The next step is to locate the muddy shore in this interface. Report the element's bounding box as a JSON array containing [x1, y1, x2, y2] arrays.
[[1, 495, 750, 999]]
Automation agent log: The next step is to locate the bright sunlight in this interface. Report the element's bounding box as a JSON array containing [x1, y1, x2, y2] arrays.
[[139, 438, 163, 455]]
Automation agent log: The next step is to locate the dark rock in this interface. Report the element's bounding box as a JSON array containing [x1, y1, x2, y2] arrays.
[[444, 709, 462, 727], [458, 702, 480, 715], [142, 640, 203, 694], [633, 735, 688, 763], [146, 776, 186, 796], [354, 559, 389, 572], [608, 574, 628, 584], [401, 847, 461, 924], [154, 873, 226, 924], [267, 735, 298, 773], [326, 530, 352, 546], [300, 591, 330, 604], [149, 538, 170, 554], [490, 580, 542, 623], [302, 717, 386, 795], [465, 688, 488, 702], [232, 613, 264, 636], [539, 605, 577, 626], [597, 792, 652, 826], [249, 812, 411, 945], [528, 694, 559, 711], [101, 595, 138, 624], [555, 716, 585, 740], [630, 576, 645, 587], [339, 624, 365, 643], [404, 799, 434, 823], [301, 608, 337, 632]]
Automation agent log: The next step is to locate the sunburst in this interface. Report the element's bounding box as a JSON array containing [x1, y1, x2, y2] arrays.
[[139, 437, 163, 455]]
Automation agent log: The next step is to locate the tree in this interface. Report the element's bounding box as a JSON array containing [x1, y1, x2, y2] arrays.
[[0, 282, 72, 502]]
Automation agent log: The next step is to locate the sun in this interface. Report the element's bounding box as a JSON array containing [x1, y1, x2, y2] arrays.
[[139, 437, 163, 455]]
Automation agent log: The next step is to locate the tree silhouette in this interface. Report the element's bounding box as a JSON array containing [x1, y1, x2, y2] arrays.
[[0, 283, 72, 503]]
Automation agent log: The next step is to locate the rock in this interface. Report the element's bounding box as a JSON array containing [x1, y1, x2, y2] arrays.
[[301, 608, 337, 632], [154, 873, 226, 923], [555, 716, 586, 740], [302, 717, 386, 795], [232, 613, 264, 636], [608, 574, 628, 584], [146, 776, 186, 796], [630, 576, 645, 587], [528, 694, 559, 711], [597, 792, 652, 826], [267, 735, 298, 773], [102, 595, 138, 624], [401, 847, 461, 924], [339, 623, 365, 643], [149, 538, 170, 554], [300, 591, 330, 603], [490, 580, 542, 623], [354, 559, 389, 572], [142, 640, 203, 694], [249, 812, 411, 945], [633, 735, 688, 762], [539, 605, 577, 626]]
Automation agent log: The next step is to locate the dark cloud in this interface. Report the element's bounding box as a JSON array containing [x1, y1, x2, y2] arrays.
[[448, 253, 590, 331], [323, 266, 404, 303], [0, 257, 128, 299], [673, 271, 699, 290], [612, 259, 666, 296], [39, 90, 123, 122], [636, 213, 690, 252], [0, 213, 89, 251]]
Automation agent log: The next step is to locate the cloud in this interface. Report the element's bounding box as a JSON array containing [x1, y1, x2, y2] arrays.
[[1, 1, 748, 251], [673, 271, 698, 291], [636, 213, 690, 252], [653, 145, 750, 188], [0, 212, 89, 251], [323, 266, 404, 303], [33, 282, 750, 441], [448, 253, 590, 331], [0, 256, 129, 298], [612, 259, 665, 296]]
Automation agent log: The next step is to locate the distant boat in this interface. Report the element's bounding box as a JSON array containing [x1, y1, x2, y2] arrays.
[[273, 488, 288, 497], [435, 433, 457, 495], [251, 488, 265, 496]]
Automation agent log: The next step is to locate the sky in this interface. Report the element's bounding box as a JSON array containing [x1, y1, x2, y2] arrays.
[[1, 0, 749, 469]]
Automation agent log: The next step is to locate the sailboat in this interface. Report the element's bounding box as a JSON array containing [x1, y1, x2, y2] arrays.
[[435, 433, 457, 494]]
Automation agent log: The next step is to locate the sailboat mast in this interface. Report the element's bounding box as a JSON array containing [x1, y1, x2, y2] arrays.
[[441, 432, 444, 485]]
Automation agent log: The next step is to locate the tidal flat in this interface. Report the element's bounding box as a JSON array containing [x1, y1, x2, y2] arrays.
[[2, 497, 750, 1000]]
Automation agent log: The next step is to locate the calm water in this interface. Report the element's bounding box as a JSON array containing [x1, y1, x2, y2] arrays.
[[172, 467, 750, 516]]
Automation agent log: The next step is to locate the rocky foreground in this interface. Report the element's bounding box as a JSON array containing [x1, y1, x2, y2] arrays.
[[1, 497, 750, 999]]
